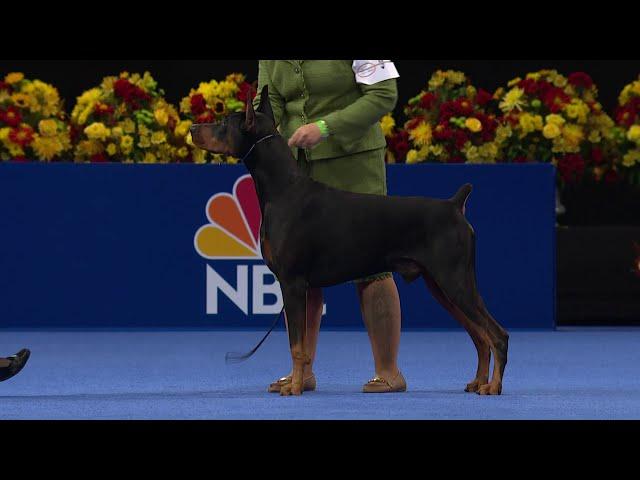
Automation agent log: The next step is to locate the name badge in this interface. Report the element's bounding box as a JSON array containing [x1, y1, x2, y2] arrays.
[[352, 60, 400, 85]]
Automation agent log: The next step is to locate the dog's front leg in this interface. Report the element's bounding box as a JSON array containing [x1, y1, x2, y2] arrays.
[[280, 279, 309, 396]]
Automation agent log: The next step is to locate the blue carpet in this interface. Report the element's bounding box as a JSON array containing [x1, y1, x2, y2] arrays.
[[0, 329, 639, 419]]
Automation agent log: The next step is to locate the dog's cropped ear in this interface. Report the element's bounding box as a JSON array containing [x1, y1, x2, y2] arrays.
[[244, 94, 256, 133], [256, 85, 275, 123]]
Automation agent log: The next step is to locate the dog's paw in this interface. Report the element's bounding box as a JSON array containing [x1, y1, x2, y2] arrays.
[[476, 383, 502, 396], [464, 379, 482, 393]]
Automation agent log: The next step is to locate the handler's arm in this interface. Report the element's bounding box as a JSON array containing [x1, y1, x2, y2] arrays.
[[322, 79, 398, 138], [253, 61, 285, 127]]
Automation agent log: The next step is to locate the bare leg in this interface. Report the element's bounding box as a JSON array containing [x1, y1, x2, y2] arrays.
[[356, 277, 402, 382]]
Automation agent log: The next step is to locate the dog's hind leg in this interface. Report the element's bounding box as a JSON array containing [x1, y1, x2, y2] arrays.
[[422, 272, 490, 393], [474, 295, 509, 395], [279, 279, 310, 396]]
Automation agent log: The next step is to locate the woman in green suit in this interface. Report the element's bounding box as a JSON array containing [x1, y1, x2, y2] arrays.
[[254, 60, 406, 393]]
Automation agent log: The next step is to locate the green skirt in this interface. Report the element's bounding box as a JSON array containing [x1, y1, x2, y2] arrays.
[[298, 147, 392, 284]]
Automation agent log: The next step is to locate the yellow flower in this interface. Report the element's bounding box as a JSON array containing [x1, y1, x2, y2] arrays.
[[518, 114, 543, 135], [186, 132, 194, 146], [408, 122, 432, 147], [112, 127, 124, 138], [192, 147, 206, 164], [177, 146, 189, 158], [627, 125, 640, 144], [588, 130, 601, 143], [154, 109, 169, 126], [226, 156, 239, 164], [405, 149, 419, 164], [495, 125, 512, 142], [226, 73, 246, 84], [545, 114, 566, 127], [122, 118, 136, 134], [564, 100, 589, 124], [429, 144, 445, 157], [493, 88, 505, 100], [151, 131, 167, 145], [0, 127, 10, 142], [143, 152, 157, 164], [543, 123, 561, 139], [5, 72, 24, 84], [7, 143, 25, 157], [75, 140, 103, 157], [138, 136, 151, 149], [84, 122, 111, 141], [499, 88, 527, 113], [106, 143, 118, 156], [622, 149, 640, 168], [380, 114, 395, 137], [175, 120, 192, 139], [11, 93, 31, 109], [464, 145, 480, 162], [465, 118, 483, 133], [38, 119, 58, 137], [32, 135, 65, 161], [561, 124, 584, 149], [507, 77, 522, 88], [120, 135, 134, 152]]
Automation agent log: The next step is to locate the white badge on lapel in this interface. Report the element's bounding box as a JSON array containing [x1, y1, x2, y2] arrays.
[[352, 60, 400, 85]]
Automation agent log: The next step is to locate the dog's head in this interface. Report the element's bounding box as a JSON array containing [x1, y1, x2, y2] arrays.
[[189, 85, 276, 160]]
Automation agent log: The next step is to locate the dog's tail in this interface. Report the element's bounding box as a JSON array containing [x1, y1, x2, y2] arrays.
[[451, 183, 473, 215], [225, 306, 285, 364]]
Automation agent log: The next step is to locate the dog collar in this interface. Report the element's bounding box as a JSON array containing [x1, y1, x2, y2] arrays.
[[241, 134, 277, 162]]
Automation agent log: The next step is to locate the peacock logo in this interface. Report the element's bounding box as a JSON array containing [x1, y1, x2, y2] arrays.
[[194, 175, 262, 260], [194, 174, 281, 316]]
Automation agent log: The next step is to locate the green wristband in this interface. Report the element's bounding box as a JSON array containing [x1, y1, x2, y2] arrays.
[[315, 120, 330, 138]]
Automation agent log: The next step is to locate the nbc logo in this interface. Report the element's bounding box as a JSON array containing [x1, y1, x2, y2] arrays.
[[194, 175, 274, 315], [194, 175, 326, 317]]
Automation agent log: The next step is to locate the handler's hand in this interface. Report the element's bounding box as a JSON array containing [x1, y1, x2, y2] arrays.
[[288, 123, 324, 149]]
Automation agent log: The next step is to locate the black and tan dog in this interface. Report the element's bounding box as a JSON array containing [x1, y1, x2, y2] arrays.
[[190, 86, 509, 396]]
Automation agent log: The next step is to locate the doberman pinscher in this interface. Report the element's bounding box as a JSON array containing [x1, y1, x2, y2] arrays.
[[190, 85, 509, 396]]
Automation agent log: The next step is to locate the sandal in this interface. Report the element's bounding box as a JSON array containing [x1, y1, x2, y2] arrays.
[[0, 348, 30, 382], [362, 371, 407, 393], [268, 374, 317, 393]]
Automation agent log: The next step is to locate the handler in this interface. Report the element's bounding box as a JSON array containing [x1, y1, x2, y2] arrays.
[[253, 60, 405, 393]]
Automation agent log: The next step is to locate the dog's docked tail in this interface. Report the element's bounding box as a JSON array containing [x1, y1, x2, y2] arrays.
[[451, 183, 473, 215]]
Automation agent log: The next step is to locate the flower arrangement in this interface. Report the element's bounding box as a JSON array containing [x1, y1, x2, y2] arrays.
[[495, 70, 617, 185], [612, 76, 640, 185], [0, 72, 72, 161], [401, 70, 504, 164], [70, 72, 188, 163], [180, 73, 256, 163]]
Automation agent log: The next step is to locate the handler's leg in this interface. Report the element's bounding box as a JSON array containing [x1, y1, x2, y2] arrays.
[[357, 275, 405, 393]]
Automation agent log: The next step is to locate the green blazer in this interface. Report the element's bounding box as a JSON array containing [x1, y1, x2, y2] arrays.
[[253, 60, 398, 161]]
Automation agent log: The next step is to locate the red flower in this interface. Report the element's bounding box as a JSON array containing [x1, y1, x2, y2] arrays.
[[237, 82, 255, 104], [591, 147, 604, 165], [433, 123, 453, 141], [475, 89, 493, 106], [439, 101, 458, 121], [452, 130, 469, 149], [419, 92, 437, 110], [8, 125, 35, 147], [0, 81, 11, 91], [557, 154, 585, 183], [542, 87, 570, 113], [513, 156, 529, 163], [568, 72, 594, 89], [196, 111, 215, 124], [0, 106, 22, 127], [518, 78, 541, 95], [94, 102, 115, 116], [190, 94, 207, 115], [615, 105, 638, 128], [405, 116, 425, 131], [11, 156, 28, 162], [90, 153, 108, 163], [113, 78, 151, 110], [604, 169, 619, 184]]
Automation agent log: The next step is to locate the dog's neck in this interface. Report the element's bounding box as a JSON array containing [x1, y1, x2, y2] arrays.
[[243, 135, 302, 214]]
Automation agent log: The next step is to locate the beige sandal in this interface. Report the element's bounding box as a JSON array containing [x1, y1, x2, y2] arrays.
[[362, 371, 407, 393], [268, 374, 317, 393]]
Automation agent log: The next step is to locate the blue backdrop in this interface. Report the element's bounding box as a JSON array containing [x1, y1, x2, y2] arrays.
[[0, 163, 555, 329]]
